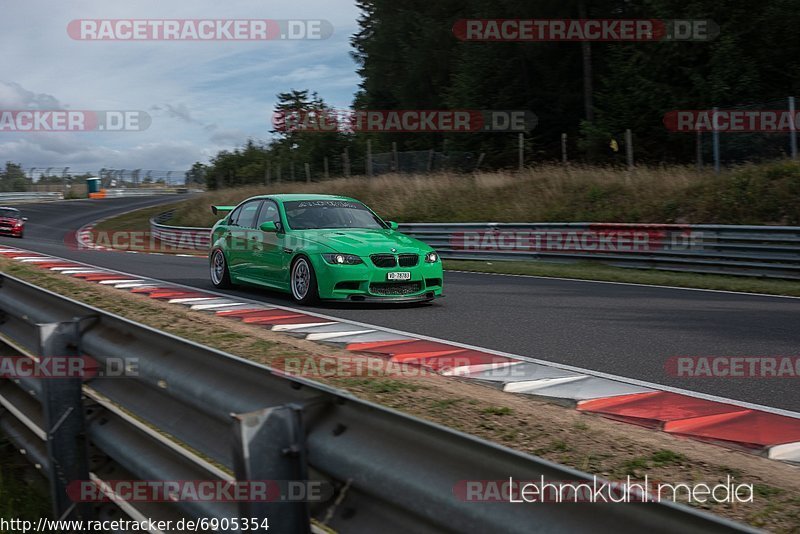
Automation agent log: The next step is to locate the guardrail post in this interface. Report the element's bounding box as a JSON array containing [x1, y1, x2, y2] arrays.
[[38, 320, 93, 521], [232, 404, 311, 534]]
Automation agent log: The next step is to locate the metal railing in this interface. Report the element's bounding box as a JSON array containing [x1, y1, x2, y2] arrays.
[[0, 274, 751, 533], [0, 191, 63, 204], [104, 188, 187, 197], [149, 213, 800, 280], [150, 217, 211, 249], [397, 222, 800, 279]]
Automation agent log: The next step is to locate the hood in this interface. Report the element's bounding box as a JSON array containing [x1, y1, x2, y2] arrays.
[[0, 217, 21, 225], [296, 228, 432, 256]]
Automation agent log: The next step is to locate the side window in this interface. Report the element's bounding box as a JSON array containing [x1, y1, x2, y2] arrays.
[[228, 206, 243, 226], [229, 200, 261, 228], [236, 201, 262, 229], [255, 200, 281, 227]]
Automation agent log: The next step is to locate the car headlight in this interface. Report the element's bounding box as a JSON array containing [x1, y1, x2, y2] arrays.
[[322, 253, 363, 265], [425, 252, 439, 263]]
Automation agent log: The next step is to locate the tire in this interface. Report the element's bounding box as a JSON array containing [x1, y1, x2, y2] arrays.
[[290, 256, 319, 304], [210, 249, 233, 289]]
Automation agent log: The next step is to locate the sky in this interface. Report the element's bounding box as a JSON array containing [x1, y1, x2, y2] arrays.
[[0, 0, 362, 175]]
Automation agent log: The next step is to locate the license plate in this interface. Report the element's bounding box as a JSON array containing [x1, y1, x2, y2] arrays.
[[387, 272, 411, 281]]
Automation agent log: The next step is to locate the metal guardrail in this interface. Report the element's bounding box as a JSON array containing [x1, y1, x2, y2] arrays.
[[0, 274, 751, 533], [149, 213, 800, 280], [0, 191, 63, 204], [104, 188, 187, 197], [397, 222, 800, 280], [150, 216, 211, 249]]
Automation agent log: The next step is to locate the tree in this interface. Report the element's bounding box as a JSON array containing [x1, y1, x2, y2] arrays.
[[0, 162, 31, 192]]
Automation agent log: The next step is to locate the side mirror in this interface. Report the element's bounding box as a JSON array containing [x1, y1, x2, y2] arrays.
[[22, 217, 28, 222], [260, 221, 278, 233], [387, 221, 399, 230]]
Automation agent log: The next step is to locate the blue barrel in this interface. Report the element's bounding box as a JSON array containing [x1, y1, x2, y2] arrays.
[[86, 177, 101, 194]]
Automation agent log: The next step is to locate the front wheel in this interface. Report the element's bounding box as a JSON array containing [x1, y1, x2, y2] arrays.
[[210, 249, 233, 288], [290, 256, 319, 304]]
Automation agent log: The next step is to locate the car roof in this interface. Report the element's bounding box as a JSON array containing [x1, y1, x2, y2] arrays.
[[253, 194, 358, 203], [0, 206, 19, 211]]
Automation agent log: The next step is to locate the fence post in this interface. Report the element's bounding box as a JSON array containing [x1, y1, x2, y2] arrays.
[[476, 152, 485, 171], [625, 129, 634, 170], [343, 149, 350, 178], [290, 163, 295, 181], [265, 165, 271, 187], [696, 130, 703, 170], [366, 140, 373, 177], [712, 107, 721, 174], [304, 163, 311, 183], [427, 149, 434, 172], [518, 133, 524, 171], [392, 142, 398, 172], [232, 405, 311, 533], [790, 96, 798, 160], [561, 133, 568, 165], [277, 165, 282, 184], [38, 320, 93, 521], [323, 156, 329, 180]]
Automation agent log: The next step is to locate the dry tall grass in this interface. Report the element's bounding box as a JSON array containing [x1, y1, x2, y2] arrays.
[[168, 162, 800, 227]]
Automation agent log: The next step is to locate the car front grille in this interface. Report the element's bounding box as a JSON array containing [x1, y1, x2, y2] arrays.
[[369, 282, 422, 296], [398, 254, 419, 267], [370, 254, 419, 268], [370, 254, 397, 268]]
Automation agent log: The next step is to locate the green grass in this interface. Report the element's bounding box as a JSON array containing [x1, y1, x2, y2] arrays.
[[430, 398, 463, 410], [335, 378, 423, 394], [93, 202, 184, 232], [482, 406, 514, 416], [0, 438, 51, 524], [445, 260, 800, 296], [162, 160, 800, 227], [650, 449, 688, 467]]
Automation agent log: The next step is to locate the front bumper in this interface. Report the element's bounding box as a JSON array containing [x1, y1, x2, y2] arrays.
[[311, 254, 444, 301], [0, 227, 23, 237], [343, 292, 440, 303]]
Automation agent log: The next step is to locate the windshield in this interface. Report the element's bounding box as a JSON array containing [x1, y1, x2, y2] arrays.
[[283, 200, 386, 230], [0, 209, 20, 219]]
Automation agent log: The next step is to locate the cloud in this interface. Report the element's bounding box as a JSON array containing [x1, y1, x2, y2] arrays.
[[0, 81, 64, 109], [209, 129, 250, 145], [0, 0, 361, 170]]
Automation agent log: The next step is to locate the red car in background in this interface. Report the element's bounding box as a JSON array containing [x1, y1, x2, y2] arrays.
[[0, 207, 27, 238]]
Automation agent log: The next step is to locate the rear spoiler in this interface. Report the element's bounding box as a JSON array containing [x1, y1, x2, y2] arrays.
[[211, 205, 235, 216]]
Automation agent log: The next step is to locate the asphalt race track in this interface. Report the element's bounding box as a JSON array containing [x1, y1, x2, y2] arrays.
[[4, 197, 799, 411]]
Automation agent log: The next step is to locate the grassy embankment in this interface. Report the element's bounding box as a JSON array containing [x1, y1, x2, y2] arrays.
[[163, 161, 800, 228]]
